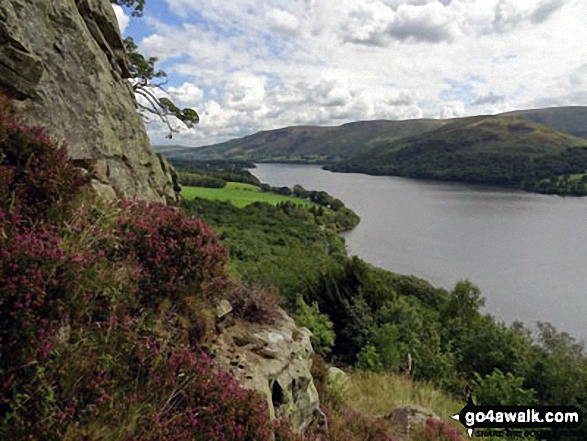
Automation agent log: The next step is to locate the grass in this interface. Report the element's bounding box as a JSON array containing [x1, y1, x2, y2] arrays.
[[181, 182, 317, 208], [346, 371, 464, 431]]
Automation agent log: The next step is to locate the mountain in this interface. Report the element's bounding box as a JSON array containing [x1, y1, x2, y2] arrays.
[[157, 119, 445, 163], [504, 106, 587, 140], [328, 115, 587, 189], [156, 106, 587, 194], [155, 107, 587, 165]]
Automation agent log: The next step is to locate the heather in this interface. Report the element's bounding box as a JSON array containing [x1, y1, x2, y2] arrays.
[[0, 97, 291, 439]]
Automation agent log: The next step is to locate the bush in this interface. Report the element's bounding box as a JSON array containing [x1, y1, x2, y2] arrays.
[[356, 345, 383, 372], [0, 95, 88, 222], [226, 284, 283, 324], [324, 406, 399, 441], [0, 206, 141, 438], [116, 201, 229, 307], [179, 171, 226, 188], [413, 418, 465, 441], [139, 347, 274, 441], [293, 296, 335, 356], [474, 369, 537, 406]]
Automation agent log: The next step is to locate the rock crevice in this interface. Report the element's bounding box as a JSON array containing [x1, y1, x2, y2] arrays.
[[213, 308, 322, 434]]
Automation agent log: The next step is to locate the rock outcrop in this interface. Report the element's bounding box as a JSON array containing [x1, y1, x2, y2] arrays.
[[213, 308, 324, 434], [0, 0, 179, 204], [385, 405, 438, 438]]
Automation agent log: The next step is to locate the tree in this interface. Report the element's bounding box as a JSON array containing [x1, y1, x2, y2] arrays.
[[112, 0, 145, 17], [474, 369, 537, 406], [293, 296, 335, 356], [112, 1, 199, 138]]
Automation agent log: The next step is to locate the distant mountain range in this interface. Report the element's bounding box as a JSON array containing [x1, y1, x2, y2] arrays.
[[155, 106, 587, 195]]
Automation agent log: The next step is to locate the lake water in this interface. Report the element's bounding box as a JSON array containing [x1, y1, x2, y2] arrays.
[[250, 163, 587, 341]]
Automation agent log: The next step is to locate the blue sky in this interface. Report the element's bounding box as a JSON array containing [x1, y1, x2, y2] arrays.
[[112, 0, 587, 147]]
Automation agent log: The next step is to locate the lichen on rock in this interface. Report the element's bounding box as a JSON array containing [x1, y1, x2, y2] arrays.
[[0, 0, 179, 204], [213, 306, 322, 434]]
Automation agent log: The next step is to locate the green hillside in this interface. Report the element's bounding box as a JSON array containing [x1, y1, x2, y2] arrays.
[[154, 107, 587, 165], [155, 106, 587, 195], [504, 106, 587, 139], [329, 115, 587, 192], [157, 119, 445, 163]]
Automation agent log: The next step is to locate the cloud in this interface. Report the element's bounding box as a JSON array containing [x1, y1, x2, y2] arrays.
[[130, 0, 587, 145], [473, 92, 507, 105], [112, 4, 130, 34], [439, 101, 466, 118], [387, 92, 416, 106], [167, 83, 204, 106], [341, 2, 396, 46], [388, 2, 458, 43], [530, 0, 566, 24], [490, 0, 568, 34], [266, 9, 301, 35], [341, 1, 458, 46]]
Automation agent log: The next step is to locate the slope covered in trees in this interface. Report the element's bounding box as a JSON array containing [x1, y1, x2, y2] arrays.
[[158, 119, 445, 163], [328, 115, 587, 193], [182, 180, 587, 440], [159, 107, 587, 195]]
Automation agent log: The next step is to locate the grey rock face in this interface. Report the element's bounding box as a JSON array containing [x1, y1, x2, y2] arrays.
[[214, 309, 321, 434], [0, 0, 179, 204]]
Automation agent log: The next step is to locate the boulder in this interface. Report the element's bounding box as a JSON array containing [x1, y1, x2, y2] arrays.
[[326, 366, 351, 400], [214, 309, 321, 434], [0, 0, 179, 204], [385, 405, 438, 438]]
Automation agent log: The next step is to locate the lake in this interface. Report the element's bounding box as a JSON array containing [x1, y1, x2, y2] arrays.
[[250, 163, 587, 342]]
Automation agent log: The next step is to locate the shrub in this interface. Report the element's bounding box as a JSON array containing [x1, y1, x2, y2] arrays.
[[324, 406, 398, 441], [412, 418, 465, 441], [293, 296, 335, 356], [0, 204, 146, 436], [178, 171, 226, 188], [473, 368, 537, 406], [116, 201, 229, 307], [0, 95, 88, 222], [139, 346, 274, 441], [226, 284, 283, 324], [356, 345, 383, 372], [0, 211, 90, 373]]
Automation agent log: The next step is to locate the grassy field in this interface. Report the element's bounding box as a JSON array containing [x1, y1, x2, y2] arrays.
[[181, 182, 317, 208]]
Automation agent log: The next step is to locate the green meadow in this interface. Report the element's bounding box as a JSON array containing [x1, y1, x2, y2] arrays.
[[181, 182, 317, 208]]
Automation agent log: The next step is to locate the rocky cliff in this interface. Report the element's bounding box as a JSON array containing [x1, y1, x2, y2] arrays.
[[0, 0, 179, 204], [214, 303, 325, 434]]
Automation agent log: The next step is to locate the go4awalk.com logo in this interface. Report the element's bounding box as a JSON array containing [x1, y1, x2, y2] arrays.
[[450, 397, 584, 438]]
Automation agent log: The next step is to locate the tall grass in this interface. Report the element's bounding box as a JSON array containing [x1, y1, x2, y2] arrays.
[[346, 371, 464, 429]]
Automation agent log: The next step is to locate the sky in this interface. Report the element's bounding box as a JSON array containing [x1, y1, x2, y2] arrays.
[[112, 0, 587, 147]]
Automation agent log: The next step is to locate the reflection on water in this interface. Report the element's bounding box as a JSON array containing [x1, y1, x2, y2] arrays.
[[250, 163, 587, 341]]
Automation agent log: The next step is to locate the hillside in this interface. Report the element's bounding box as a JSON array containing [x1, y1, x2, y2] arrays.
[[504, 106, 587, 140], [328, 115, 587, 191], [155, 107, 587, 166], [156, 107, 587, 194], [157, 119, 445, 163]]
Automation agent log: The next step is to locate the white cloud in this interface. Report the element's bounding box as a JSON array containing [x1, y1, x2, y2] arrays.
[[167, 83, 204, 106], [439, 101, 466, 118], [389, 1, 460, 43], [133, 0, 587, 145], [112, 4, 130, 34], [266, 9, 301, 35]]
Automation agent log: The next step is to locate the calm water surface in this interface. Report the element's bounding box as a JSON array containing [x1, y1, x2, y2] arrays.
[[250, 163, 587, 341]]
